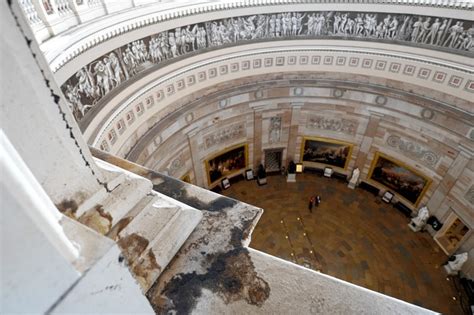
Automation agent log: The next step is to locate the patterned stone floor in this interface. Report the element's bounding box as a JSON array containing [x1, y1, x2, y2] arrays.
[[222, 173, 466, 315]]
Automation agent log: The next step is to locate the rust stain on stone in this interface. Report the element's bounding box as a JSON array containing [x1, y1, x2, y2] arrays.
[[132, 249, 162, 291], [78, 205, 112, 235], [149, 229, 270, 314], [214, 249, 270, 307], [117, 233, 149, 264], [56, 199, 78, 218], [107, 216, 133, 241]]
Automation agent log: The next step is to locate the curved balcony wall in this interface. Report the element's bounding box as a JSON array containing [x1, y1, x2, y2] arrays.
[[20, 0, 473, 272]]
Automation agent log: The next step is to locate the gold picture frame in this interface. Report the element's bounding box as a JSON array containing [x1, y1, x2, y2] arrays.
[[205, 143, 248, 186], [300, 137, 353, 170], [367, 152, 431, 206], [180, 173, 192, 184]]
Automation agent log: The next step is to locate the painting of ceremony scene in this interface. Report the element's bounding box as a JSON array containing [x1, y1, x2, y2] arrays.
[[302, 137, 352, 169], [206, 144, 247, 186], [368, 152, 431, 205]]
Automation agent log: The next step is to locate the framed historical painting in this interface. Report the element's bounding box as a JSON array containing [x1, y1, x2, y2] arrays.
[[301, 137, 353, 170], [205, 144, 248, 186], [368, 152, 431, 206]]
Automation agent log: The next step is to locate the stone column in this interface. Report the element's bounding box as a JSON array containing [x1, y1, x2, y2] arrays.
[[186, 127, 206, 187], [286, 102, 303, 166], [2, 4, 153, 314], [31, 0, 78, 35], [353, 113, 383, 171], [3, 1, 107, 207]]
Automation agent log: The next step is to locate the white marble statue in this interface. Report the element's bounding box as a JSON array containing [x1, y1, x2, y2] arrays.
[[351, 168, 360, 183], [269, 117, 281, 143], [347, 168, 360, 189], [408, 206, 430, 232], [444, 252, 469, 275], [412, 206, 430, 228]]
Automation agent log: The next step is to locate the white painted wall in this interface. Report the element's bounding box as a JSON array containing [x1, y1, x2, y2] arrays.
[[1, 4, 154, 313], [1, 1, 106, 206]]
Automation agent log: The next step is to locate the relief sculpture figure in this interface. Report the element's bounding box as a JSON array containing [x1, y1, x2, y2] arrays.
[[62, 11, 472, 121]]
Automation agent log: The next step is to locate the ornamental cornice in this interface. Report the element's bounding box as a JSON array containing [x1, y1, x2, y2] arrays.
[[85, 47, 473, 155], [80, 44, 473, 145]]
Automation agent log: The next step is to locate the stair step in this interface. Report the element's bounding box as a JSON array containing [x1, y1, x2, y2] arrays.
[[107, 193, 157, 241], [133, 206, 202, 292], [78, 176, 152, 235], [118, 204, 180, 242], [106, 177, 152, 226]]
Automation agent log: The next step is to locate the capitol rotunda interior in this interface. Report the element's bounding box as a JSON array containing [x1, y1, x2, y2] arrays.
[[1, 0, 473, 314]]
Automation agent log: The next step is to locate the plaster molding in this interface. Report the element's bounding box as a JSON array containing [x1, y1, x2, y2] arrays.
[[84, 46, 472, 151], [386, 134, 440, 168], [306, 115, 358, 136]]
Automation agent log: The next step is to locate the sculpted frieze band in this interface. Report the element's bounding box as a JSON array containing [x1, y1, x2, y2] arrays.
[[204, 123, 246, 150], [306, 115, 358, 135], [386, 134, 440, 168], [61, 12, 473, 122]]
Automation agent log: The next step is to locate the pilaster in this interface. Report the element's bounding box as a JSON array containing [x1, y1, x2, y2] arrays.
[[286, 102, 303, 165]]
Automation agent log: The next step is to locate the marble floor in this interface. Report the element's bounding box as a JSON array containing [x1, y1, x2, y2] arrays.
[[222, 173, 467, 315]]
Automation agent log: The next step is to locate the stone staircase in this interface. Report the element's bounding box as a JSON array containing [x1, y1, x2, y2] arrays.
[[66, 158, 202, 293], [112, 191, 202, 291]]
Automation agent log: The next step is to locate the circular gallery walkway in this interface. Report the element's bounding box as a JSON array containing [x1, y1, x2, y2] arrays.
[[222, 173, 465, 314]]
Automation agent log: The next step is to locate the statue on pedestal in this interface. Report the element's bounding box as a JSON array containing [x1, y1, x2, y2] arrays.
[[347, 167, 360, 189], [444, 252, 469, 275], [409, 206, 429, 232], [287, 160, 296, 182], [257, 164, 267, 186]]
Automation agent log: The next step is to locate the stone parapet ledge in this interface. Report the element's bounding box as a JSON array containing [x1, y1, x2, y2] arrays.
[[90, 147, 436, 314]]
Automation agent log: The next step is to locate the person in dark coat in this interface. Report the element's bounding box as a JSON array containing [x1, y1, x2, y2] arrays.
[[309, 195, 316, 213]]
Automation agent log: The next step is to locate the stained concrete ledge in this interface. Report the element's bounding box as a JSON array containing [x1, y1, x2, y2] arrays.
[[91, 147, 436, 314]]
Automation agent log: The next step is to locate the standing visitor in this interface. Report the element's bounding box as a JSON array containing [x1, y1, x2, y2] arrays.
[[309, 195, 316, 213]]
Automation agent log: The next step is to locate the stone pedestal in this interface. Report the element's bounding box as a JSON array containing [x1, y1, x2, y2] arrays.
[[444, 263, 459, 276], [348, 180, 357, 190], [408, 220, 423, 232], [287, 173, 296, 182]]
